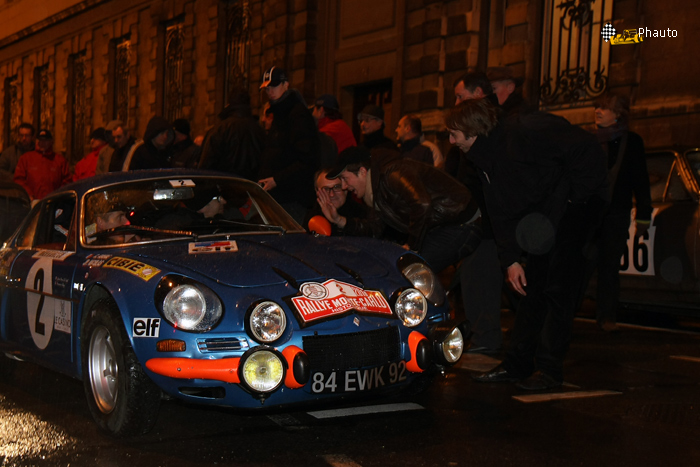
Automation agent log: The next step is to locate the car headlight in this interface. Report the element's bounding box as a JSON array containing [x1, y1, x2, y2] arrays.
[[440, 327, 464, 363], [156, 276, 223, 332], [400, 260, 445, 306], [395, 288, 427, 327], [241, 349, 284, 393], [249, 301, 287, 343]]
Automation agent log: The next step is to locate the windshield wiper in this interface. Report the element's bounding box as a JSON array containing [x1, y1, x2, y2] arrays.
[[89, 224, 198, 240], [209, 219, 286, 233]]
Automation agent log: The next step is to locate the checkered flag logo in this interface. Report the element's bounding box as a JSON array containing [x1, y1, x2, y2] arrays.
[[601, 22, 616, 42]]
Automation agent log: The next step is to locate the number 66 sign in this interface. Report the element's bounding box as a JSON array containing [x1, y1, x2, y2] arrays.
[[620, 208, 658, 276]]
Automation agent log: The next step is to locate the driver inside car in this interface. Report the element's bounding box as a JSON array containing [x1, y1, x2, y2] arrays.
[[86, 201, 135, 244]]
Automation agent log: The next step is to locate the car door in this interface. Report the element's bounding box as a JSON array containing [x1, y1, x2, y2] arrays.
[[1, 193, 82, 375], [618, 150, 700, 308]]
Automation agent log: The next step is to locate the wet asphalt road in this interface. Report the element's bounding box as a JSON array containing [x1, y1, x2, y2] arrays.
[[1, 304, 700, 467]]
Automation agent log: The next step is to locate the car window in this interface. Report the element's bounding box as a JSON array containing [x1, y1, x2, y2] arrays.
[[15, 194, 77, 250], [685, 150, 700, 182], [82, 176, 303, 247], [646, 152, 675, 203]]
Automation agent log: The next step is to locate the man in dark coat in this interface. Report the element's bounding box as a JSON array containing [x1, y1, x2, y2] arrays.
[[125, 116, 174, 170], [446, 97, 608, 390], [170, 118, 201, 169], [258, 67, 319, 223], [395, 114, 434, 165], [198, 89, 266, 181], [326, 146, 481, 274]]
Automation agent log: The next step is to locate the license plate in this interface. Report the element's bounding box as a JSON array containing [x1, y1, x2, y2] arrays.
[[310, 361, 408, 394]]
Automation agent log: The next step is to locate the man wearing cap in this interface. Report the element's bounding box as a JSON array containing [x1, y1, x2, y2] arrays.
[[486, 66, 532, 117], [199, 88, 266, 181], [14, 129, 71, 201], [395, 114, 434, 165], [73, 127, 108, 182], [258, 66, 319, 223], [1, 122, 35, 182], [312, 94, 356, 154], [357, 105, 397, 153], [326, 146, 481, 274], [170, 118, 201, 168]]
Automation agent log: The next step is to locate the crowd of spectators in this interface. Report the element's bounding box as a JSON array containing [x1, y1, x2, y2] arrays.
[[0, 65, 649, 391]]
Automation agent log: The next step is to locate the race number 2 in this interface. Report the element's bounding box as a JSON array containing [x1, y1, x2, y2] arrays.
[[26, 258, 55, 349]]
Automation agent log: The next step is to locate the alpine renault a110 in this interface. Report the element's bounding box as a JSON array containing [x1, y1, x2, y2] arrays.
[[0, 170, 464, 437]]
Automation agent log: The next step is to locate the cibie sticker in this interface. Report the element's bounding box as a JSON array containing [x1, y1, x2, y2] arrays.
[[103, 256, 160, 281], [291, 279, 392, 323], [188, 240, 238, 254]]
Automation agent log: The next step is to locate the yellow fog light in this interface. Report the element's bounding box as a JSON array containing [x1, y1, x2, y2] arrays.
[[241, 350, 284, 393]]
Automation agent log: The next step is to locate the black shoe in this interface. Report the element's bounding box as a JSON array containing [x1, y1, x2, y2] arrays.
[[515, 371, 562, 390], [472, 364, 521, 383]]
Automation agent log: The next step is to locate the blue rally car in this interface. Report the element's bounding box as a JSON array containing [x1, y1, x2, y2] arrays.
[[0, 170, 464, 437]]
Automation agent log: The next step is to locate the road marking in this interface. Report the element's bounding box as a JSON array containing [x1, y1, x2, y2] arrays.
[[267, 413, 305, 429], [513, 390, 622, 403], [670, 355, 700, 363], [321, 454, 363, 467], [308, 402, 423, 419], [575, 317, 700, 335]]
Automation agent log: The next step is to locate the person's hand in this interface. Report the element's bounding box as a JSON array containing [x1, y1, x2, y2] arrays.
[[401, 243, 411, 251], [507, 262, 527, 296], [258, 177, 276, 191], [317, 188, 346, 228], [635, 221, 650, 238]]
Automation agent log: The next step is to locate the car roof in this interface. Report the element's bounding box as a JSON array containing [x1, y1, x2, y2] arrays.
[[58, 169, 246, 198]]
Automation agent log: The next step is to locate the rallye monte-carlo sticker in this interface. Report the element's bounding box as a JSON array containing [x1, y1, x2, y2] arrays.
[[188, 240, 238, 254], [291, 279, 392, 324]]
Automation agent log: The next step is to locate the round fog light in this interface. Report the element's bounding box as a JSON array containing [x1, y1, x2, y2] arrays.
[[441, 327, 464, 363], [241, 350, 284, 393]]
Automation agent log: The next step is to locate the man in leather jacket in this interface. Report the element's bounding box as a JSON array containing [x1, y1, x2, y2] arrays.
[[325, 146, 481, 273]]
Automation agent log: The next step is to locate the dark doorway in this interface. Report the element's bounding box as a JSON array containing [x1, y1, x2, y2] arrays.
[[350, 81, 393, 145]]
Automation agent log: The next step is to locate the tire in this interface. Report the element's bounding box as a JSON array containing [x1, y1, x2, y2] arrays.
[[81, 298, 161, 437]]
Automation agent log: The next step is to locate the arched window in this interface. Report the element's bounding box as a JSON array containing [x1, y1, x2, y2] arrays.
[[164, 23, 184, 121]]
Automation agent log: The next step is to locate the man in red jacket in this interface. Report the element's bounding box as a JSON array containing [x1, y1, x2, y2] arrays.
[[14, 129, 71, 201], [312, 94, 356, 154], [73, 127, 108, 182]]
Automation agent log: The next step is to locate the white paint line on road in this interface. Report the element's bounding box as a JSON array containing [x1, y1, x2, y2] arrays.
[[321, 454, 363, 467], [670, 355, 700, 363], [575, 317, 700, 335], [308, 402, 424, 420], [513, 390, 622, 403]]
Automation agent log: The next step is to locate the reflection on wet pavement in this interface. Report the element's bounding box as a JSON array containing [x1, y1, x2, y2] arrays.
[[0, 394, 76, 464]]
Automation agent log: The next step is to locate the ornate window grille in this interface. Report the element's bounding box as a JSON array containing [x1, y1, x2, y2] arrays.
[[114, 38, 131, 125], [71, 52, 87, 161], [36, 65, 52, 132], [164, 23, 184, 121], [540, 0, 614, 108], [224, 0, 251, 103], [7, 76, 20, 145]]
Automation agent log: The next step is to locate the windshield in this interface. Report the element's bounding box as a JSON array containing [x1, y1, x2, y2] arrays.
[[81, 176, 303, 247]]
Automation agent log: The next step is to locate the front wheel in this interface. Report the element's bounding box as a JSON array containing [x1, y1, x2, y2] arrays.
[[81, 299, 161, 437]]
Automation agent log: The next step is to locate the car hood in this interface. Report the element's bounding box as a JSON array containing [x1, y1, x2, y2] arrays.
[[130, 234, 394, 287]]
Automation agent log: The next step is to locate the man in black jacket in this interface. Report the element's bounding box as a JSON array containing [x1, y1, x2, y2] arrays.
[[445, 97, 608, 390], [125, 116, 174, 170], [198, 89, 265, 181], [258, 67, 319, 223], [326, 146, 481, 274]]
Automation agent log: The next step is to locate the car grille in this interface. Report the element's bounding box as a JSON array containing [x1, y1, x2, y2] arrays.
[[302, 327, 400, 371], [197, 337, 248, 353]]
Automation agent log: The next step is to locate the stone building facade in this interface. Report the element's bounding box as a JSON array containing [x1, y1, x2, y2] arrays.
[[0, 0, 697, 167]]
